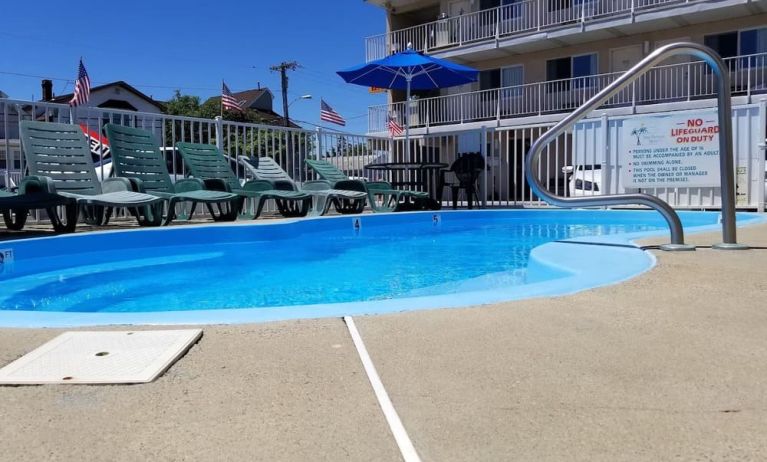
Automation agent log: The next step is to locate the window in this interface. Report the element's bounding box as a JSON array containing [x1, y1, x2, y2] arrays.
[[704, 28, 767, 67], [501, 65, 524, 97], [704, 31, 738, 58], [546, 53, 598, 87], [479, 69, 501, 90], [546, 57, 571, 81]]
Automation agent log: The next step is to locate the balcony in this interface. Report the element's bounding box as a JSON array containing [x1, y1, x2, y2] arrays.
[[368, 52, 767, 133], [365, 0, 756, 62]]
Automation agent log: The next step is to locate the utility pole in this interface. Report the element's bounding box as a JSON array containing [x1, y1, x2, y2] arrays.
[[270, 61, 301, 179], [270, 61, 299, 127]]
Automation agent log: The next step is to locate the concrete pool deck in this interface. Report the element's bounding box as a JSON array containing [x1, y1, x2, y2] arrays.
[[0, 222, 765, 461]]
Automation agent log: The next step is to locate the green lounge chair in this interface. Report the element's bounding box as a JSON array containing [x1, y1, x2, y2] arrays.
[[305, 158, 436, 212], [175, 143, 311, 219], [105, 124, 240, 225], [0, 181, 78, 232], [237, 156, 367, 215], [19, 120, 165, 226]]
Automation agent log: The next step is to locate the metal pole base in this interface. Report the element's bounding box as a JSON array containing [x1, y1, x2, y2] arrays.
[[712, 242, 750, 250], [658, 243, 697, 251]]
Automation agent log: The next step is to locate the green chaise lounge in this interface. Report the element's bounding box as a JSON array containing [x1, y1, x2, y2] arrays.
[[175, 143, 311, 219], [105, 124, 240, 225], [0, 182, 78, 232], [237, 156, 367, 215], [305, 158, 436, 212], [19, 120, 165, 226]]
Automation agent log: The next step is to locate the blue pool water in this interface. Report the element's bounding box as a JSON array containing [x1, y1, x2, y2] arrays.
[[0, 209, 761, 326]]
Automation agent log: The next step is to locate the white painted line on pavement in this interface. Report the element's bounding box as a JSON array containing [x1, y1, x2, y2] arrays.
[[344, 316, 421, 462]]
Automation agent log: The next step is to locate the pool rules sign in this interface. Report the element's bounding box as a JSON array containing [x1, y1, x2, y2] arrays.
[[621, 113, 720, 188]]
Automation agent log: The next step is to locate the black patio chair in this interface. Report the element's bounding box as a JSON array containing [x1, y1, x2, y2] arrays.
[[438, 152, 485, 209]]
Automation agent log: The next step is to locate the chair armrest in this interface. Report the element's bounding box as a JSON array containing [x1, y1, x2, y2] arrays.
[[18, 175, 57, 194], [365, 181, 395, 192], [241, 179, 276, 193], [334, 179, 367, 193], [117, 177, 146, 193], [102, 177, 134, 193], [174, 178, 206, 193], [203, 178, 232, 192], [300, 180, 332, 192], [272, 180, 297, 191]]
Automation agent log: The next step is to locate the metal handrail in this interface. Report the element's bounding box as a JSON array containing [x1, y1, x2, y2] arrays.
[[525, 42, 745, 251]]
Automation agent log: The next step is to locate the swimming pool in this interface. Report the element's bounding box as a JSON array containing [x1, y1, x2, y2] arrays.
[[0, 209, 761, 327]]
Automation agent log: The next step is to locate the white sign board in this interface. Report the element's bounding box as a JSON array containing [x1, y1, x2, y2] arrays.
[[621, 113, 721, 188]]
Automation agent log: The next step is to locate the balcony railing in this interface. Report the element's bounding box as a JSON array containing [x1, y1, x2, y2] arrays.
[[366, 0, 708, 61], [368, 52, 767, 133]]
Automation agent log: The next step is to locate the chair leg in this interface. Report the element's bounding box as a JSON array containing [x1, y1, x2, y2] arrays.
[[450, 187, 459, 210], [46, 203, 79, 233], [2, 208, 28, 231]]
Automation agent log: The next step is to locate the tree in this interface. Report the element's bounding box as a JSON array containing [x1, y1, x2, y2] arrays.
[[631, 126, 648, 146], [163, 91, 315, 179]]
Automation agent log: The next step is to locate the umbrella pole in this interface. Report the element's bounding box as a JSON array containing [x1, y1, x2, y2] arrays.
[[405, 76, 411, 162]]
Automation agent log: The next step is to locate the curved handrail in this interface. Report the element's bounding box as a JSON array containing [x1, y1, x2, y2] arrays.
[[525, 42, 739, 250]]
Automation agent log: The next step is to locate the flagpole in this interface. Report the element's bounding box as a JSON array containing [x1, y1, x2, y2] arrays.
[[220, 80, 224, 119]]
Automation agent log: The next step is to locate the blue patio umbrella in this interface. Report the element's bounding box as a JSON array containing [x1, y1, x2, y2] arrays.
[[337, 47, 478, 158]]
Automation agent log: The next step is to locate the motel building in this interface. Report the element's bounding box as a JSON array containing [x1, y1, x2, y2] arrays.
[[363, 0, 767, 210]]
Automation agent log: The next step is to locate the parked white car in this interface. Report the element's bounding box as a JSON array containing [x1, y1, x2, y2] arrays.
[[562, 165, 602, 197]]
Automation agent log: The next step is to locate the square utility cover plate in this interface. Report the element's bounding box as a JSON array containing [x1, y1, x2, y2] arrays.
[[0, 329, 202, 385]]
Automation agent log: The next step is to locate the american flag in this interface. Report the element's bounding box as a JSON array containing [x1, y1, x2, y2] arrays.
[[221, 81, 244, 112], [69, 59, 91, 107], [387, 113, 404, 137], [320, 99, 346, 126]]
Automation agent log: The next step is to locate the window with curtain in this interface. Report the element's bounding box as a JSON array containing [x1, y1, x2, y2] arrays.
[[501, 65, 524, 97]]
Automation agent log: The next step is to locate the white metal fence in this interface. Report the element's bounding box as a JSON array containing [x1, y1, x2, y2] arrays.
[[384, 103, 766, 210], [369, 52, 767, 133], [2, 98, 763, 226], [0, 99, 392, 219], [366, 0, 720, 61]]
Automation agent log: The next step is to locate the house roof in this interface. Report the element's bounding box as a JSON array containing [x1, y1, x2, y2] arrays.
[[231, 88, 273, 108], [203, 87, 273, 109], [48, 81, 165, 111]]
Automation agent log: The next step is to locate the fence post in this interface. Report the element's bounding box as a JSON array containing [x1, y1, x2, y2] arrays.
[[600, 113, 610, 199], [214, 116, 224, 151], [481, 126, 489, 208], [316, 127, 323, 160], [758, 99, 767, 212]]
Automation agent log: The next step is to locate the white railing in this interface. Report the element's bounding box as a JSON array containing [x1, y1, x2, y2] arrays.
[[0, 98, 390, 218], [366, 0, 706, 61], [3, 97, 763, 224], [381, 102, 765, 211], [368, 52, 767, 132]]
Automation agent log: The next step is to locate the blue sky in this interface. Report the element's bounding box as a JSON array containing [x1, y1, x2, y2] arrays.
[[1, 1, 386, 134]]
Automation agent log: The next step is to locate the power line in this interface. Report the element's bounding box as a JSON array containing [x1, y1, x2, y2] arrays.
[[0, 70, 220, 92]]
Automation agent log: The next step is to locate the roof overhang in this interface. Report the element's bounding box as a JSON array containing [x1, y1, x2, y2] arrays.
[[365, 0, 439, 14]]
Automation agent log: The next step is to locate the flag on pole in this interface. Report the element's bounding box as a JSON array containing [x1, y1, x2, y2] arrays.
[[320, 99, 346, 126], [221, 81, 244, 112], [387, 113, 403, 137], [69, 59, 91, 107]]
